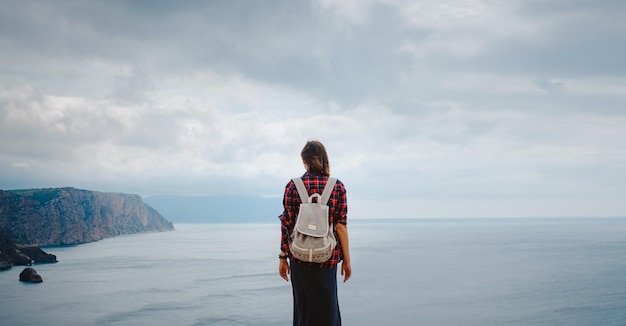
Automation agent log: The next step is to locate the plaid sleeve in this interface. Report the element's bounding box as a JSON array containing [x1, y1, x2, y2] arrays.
[[279, 180, 299, 253], [332, 180, 348, 226]]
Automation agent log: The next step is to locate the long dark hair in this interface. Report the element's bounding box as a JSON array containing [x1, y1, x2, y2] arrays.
[[301, 140, 330, 176]]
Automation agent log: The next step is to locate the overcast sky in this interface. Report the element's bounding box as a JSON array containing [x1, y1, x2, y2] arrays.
[[1, 0, 625, 218]]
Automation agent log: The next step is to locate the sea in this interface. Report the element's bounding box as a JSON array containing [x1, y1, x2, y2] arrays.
[[1, 218, 626, 326]]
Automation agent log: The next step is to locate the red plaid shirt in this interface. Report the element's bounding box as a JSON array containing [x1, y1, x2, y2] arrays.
[[279, 172, 348, 269]]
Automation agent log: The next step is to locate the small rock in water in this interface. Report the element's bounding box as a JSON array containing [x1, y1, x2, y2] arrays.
[[19, 267, 43, 283]]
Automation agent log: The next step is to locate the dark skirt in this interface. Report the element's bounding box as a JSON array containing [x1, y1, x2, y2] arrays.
[[290, 259, 341, 326]]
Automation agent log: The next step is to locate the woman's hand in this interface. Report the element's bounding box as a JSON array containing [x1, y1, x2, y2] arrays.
[[341, 260, 352, 283], [279, 259, 290, 282]]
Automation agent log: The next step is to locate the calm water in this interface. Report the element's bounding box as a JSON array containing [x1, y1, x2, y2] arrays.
[[1, 218, 626, 325]]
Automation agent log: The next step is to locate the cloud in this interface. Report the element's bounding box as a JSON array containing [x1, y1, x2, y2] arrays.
[[1, 0, 625, 217]]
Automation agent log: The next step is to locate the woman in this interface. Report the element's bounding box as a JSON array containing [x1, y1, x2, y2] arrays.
[[278, 140, 352, 326]]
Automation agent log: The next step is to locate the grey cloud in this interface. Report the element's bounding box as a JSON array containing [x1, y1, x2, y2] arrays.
[[1, 1, 417, 106], [467, 1, 626, 77], [0, 84, 181, 162], [1, 1, 625, 217], [3, 1, 625, 99], [110, 69, 155, 105], [516, 0, 626, 17], [0, 85, 76, 161], [532, 77, 564, 92]]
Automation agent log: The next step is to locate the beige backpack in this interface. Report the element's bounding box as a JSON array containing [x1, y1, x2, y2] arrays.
[[289, 177, 337, 263]]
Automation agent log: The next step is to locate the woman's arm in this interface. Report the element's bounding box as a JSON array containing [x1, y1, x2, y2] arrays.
[[335, 223, 352, 282], [278, 181, 296, 282]]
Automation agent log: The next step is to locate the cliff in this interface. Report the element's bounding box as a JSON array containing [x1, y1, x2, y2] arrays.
[[0, 187, 174, 246]]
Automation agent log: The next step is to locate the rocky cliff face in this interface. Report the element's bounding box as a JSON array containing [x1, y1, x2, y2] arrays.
[[0, 188, 174, 246]]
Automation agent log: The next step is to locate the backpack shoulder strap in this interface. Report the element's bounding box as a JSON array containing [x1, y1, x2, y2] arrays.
[[292, 177, 309, 203], [320, 177, 337, 205]]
